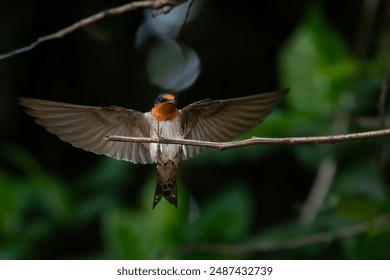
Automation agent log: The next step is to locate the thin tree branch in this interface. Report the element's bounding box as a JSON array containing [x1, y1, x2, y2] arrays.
[[378, 59, 390, 130], [183, 0, 196, 25], [354, 116, 390, 128], [299, 157, 338, 225], [172, 0, 196, 38], [375, 56, 390, 165], [105, 128, 390, 151], [0, 0, 187, 61], [353, 0, 380, 60], [177, 214, 390, 255]]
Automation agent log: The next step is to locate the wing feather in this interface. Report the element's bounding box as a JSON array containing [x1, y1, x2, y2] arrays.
[[19, 98, 153, 164], [180, 90, 287, 158]]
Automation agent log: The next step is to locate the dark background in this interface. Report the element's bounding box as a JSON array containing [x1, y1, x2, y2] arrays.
[[1, 0, 390, 259]]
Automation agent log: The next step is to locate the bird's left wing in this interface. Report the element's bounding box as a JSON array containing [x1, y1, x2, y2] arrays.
[[19, 98, 154, 164], [180, 90, 287, 158]]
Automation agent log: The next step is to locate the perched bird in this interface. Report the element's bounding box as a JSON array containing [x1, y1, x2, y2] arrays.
[[19, 90, 286, 208]]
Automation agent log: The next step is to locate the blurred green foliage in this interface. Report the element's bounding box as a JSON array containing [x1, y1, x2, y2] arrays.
[[1, 2, 390, 259]]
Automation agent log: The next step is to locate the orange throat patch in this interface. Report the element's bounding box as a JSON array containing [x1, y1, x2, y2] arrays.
[[151, 103, 179, 121]]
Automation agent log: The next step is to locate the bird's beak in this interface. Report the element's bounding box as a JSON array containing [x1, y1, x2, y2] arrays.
[[166, 100, 176, 104]]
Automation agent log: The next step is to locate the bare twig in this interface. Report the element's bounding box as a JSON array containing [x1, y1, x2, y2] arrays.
[[378, 61, 390, 129], [172, 0, 196, 39], [0, 0, 187, 61], [353, 0, 380, 60], [105, 128, 390, 151], [375, 57, 390, 165], [183, 0, 196, 25], [177, 214, 390, 255], [299, 157, 338, 225], [172, 0, 196, 37], [354, 116, 390, 128]]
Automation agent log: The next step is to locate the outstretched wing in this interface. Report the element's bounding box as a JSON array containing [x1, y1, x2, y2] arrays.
[[19, 98, 153, 164], [180, 90, 287, 158]]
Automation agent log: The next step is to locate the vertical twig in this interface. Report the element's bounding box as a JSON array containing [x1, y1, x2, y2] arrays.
[[378, 59, 390, 129], [353, 0, 380, 60], [299, 158, 337, 225], [183, 0, 196, 25], [376, 57, 390, 164], [171, 0, 197, 39]]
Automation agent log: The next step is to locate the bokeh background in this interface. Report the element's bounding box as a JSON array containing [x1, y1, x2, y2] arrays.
[[1, 0, 390, 259]]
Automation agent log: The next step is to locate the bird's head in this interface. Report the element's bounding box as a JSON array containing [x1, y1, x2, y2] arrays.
[[151, 93, 179, 121], [154, 93, 177, 105]]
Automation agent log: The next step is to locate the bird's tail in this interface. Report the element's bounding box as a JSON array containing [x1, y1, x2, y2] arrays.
[[153, 164, 178, 209]]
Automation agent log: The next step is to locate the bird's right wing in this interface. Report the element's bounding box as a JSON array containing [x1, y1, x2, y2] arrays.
[[19, 98, 154, 164]]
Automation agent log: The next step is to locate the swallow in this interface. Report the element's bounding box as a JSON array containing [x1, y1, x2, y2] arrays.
[[19, 90, 286, 208]]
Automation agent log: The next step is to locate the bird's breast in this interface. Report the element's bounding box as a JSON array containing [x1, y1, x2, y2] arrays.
[[148, 116, 186, 164]]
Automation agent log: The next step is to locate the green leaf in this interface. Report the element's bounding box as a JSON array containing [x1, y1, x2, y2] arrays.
[[278, 4, 358, 119], [277, 5, 359, 167]]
